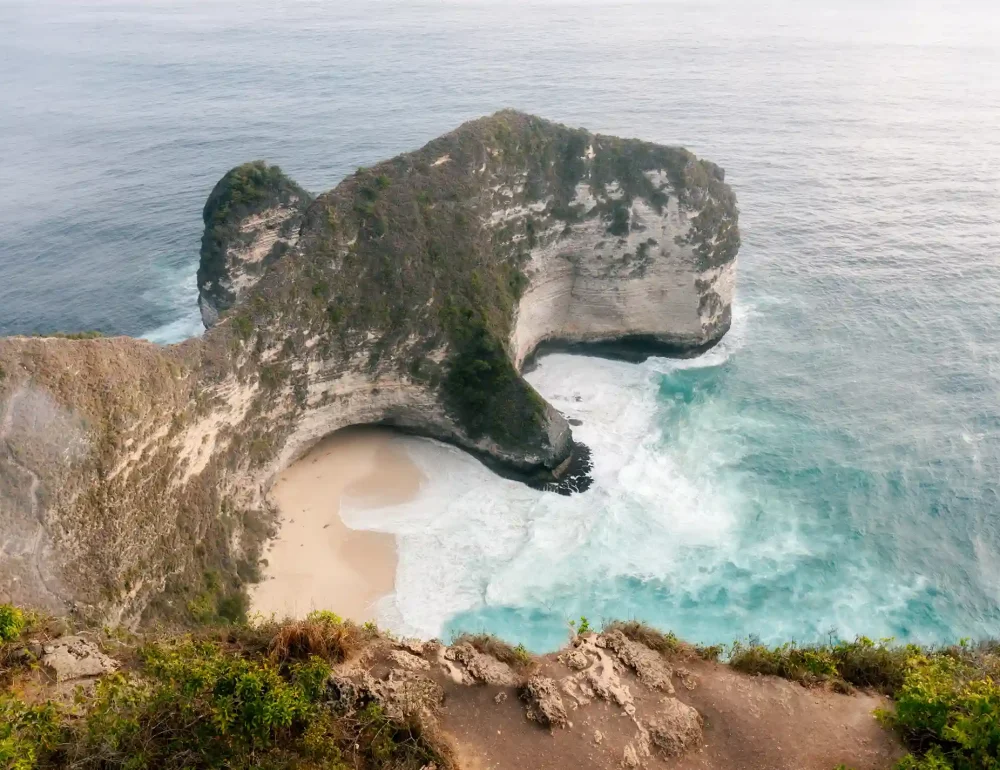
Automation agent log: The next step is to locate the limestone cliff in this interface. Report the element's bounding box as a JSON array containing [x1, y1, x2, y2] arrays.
[[0, 112, 739, 623], [196, 162, 312, 327]]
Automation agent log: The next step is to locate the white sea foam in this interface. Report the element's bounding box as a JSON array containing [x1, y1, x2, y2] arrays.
[[140, 308, 204, 345], [339, 306, 776, 642], [138, 263, 205, 345]]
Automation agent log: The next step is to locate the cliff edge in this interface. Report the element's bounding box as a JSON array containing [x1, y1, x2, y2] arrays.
[[0, 112, 739, 623]]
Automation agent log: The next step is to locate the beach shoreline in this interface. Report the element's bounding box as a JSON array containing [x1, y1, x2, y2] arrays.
[[249, 427, 423, 623]]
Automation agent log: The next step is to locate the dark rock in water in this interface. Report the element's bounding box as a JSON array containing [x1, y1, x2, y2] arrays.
[[533, 442, 594, 495], [0, 111, 739, 622]]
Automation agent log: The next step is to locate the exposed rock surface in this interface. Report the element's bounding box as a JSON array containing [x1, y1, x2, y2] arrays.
[[522, 674, 569, 728], [647, 696, 704, 757], [197, 162, 312, 327], [445, 642, 520, 687], [0, 112, 739, 623], [600, 629, 676, 694], [8, 627, 903, 770], [41, 635, 118, 683]]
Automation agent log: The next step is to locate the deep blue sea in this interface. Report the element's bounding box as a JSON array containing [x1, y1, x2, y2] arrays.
[[3, 0, 1000, 650]]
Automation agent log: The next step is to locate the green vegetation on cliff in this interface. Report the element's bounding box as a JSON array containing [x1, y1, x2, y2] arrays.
[[224, 112, 737, 457], [198, 161, 313, 317], [0, 608, 453, 770], [731, 637, 1000, 770]]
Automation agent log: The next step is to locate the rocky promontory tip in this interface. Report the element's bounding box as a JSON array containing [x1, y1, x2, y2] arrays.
[[197, 161, 313, 328], [0, 112, 739, 622]]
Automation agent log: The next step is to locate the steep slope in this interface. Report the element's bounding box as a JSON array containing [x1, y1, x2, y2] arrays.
[[0, 112, 739, 623]]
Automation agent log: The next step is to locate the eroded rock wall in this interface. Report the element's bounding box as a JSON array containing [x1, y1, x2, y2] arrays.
[[509, 180, 736, 368], [0, 112, 739, 623]]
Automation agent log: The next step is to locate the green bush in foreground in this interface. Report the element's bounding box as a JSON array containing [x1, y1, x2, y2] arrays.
[[880, 651, 1000, 770], [0, 605, 26, 644], [0, 624, 452, 770], [0, 697, 61, 770]]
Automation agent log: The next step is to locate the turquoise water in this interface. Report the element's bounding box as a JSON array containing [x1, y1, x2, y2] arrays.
[[3, 0, 1000, 649]]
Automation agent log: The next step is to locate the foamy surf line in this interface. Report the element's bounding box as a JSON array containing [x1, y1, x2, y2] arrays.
[[348, 304, 757, 645]]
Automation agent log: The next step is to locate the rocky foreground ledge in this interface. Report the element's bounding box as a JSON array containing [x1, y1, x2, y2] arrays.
[[2, 611, 910, 770], [0, 112, 739, 624]]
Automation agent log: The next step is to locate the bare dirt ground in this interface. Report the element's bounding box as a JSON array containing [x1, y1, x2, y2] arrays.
[[437, 653, 902, 770], [339, 628, 905, 770]]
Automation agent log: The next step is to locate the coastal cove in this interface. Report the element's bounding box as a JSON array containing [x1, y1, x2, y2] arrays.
[[4, 2, 1000, 767], [1, 0, 999, 655]]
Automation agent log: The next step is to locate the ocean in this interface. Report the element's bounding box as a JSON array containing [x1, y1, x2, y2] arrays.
[[2, 0, 999, 650]]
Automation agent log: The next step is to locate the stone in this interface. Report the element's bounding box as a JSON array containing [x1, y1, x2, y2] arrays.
[[445, 643, 518, 687], [522, 675, 569, 729], [558, 646, 590, 670], [389, 649, 431, 671], [647, 697, 704, 757], [600, 630, 675, 694], [41, 635, 118, 683]]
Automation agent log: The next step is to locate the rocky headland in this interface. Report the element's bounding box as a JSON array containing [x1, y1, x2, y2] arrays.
[[2, 114, 994, 770], [0, 111, 738, 626]]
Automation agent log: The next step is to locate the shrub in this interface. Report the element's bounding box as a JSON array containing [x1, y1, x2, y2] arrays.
[[895, 750, 955, 769], [696, 644, 725, 661], [0, 696, 62, 770], [881, 653, 1000, 770], [86, 642, 325, 765], [345, 702, 456, 770], [607, 201, 630, 236], [730, 640, 837, 684], [0, 606, 25, 644], [269, 613, 364, 664], [231, 314, 254, 340], [729, 636, 912, 693], [829, 636, 913, 691]]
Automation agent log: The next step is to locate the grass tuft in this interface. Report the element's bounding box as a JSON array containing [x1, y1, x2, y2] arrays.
[[604, 621, 681, 656], [452, 633, 534, 670], [269, 612, 365, 665]]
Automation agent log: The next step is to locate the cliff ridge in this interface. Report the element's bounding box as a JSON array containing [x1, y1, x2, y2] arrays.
[[0, 112, 739, 623]]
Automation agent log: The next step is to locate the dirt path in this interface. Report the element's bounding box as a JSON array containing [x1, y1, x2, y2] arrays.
[[437, 651, 903, 770]]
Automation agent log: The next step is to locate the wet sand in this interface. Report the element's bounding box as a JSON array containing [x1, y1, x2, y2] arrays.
[[250, 427, 423, 623]]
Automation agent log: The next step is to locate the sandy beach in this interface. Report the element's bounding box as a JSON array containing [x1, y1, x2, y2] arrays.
[[250, 427, 424, 623]]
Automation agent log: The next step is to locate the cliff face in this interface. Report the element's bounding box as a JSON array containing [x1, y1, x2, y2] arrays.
[[0, 112, 739, 623], [196, 162, 312, 327]]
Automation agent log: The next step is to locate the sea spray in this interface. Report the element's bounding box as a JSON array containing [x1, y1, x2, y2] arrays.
[[340, 299, 990, 652]]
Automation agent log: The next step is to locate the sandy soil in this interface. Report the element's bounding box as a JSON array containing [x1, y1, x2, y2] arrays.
[[438, 653, 903, 770], [250, 427, 423, 622]]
